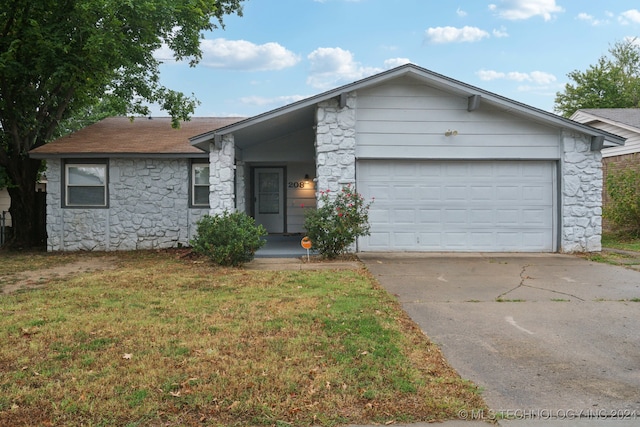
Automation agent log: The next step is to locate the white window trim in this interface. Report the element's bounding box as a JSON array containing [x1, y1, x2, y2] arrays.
[[191, 163, 210, 207], [64, 162, 108, 208]]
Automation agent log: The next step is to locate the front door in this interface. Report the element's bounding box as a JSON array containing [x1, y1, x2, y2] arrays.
[[254, 167, 285, 233]]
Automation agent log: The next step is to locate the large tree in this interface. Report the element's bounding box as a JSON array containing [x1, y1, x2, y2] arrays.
[[0, 0, 243, 248], [554, 39, 640, 117]]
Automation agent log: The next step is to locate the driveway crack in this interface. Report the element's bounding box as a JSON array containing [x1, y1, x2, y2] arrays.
[[496, 264, 529, 300], [525, 285, 585, 301], [496, 264, 585, 301]]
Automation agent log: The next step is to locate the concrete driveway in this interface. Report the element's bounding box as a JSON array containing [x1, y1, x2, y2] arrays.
[[359, 253, 640, 419]]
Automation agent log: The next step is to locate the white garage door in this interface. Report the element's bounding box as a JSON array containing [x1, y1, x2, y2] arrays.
[[357, 160, 555, 252]]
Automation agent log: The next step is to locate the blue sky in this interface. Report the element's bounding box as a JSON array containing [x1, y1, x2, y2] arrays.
[[153, 0, 640, 118]]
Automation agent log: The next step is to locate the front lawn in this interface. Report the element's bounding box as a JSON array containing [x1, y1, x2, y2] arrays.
[[0, 250, 486, 426]]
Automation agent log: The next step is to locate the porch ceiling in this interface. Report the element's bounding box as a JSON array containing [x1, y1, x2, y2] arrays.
[[229, 104, 316, 150]]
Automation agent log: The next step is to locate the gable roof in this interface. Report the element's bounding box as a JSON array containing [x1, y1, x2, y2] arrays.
[[571, 108, 640, 131], [190, 63, 626, 150], [30, 116, 245, 159]]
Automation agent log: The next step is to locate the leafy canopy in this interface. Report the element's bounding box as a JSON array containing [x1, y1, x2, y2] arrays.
[[0, 0, 244, 151], [554, 39, 640, 117]]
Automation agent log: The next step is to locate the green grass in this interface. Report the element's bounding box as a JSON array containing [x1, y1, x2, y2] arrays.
[[0, 250, 486, 426], [581, 232, 640, 269], [601, 232, 640, 252]]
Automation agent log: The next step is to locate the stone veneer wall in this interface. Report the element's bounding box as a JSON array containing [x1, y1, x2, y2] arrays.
[[209, 135, 236, 214], [561, 131, 603, 252], [45, 158, 208, 251], [315, 93, 357, 201]]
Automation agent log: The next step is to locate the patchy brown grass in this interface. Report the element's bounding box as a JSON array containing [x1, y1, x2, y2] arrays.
[[0, 250, 486, 426]]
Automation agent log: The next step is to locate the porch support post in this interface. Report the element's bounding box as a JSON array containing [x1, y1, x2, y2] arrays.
[[235, 160, 247, 213], [561, 130, 603, 253], [209, 134, 236, 214], [315, 91, 357, 205]]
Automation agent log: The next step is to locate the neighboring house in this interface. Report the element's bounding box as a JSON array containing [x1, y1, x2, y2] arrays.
[[0, 187, 10, 227], [31, 64, 626, 253], [570, 108, 640, 190], [571, 109, 640, 160]]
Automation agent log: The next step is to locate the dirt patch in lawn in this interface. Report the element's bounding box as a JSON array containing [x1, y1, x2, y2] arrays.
[[1, 257, 118, 294]]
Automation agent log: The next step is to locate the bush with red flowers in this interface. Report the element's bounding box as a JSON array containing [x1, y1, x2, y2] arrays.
[[303, 185, 373, 259]]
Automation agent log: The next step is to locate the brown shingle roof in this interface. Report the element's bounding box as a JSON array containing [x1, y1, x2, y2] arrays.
[[30, 116, 245, 157]]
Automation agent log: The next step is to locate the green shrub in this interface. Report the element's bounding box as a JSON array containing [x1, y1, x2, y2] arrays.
[[190, 212, 267, 266], [604, 166, 640, 236], [303, 185, 373, 259]]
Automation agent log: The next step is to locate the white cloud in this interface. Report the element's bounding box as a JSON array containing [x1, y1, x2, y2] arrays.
[[477, 69, 556, 85], [529, 71, 557, 85], [153, 44, 175, 62], [154, 38, 300, 71], [425, 26, 490, 44], [456, 7, 467, 17], [306, 47, 382, 89], [476, 70, 506, 81], [239, 95, 308, 107], [492, 26, 509, 37], [577, 12, 593, 21], [198, 39, 300, 70], [489, 0, 563, 21], [619, 9, 640, 25], [577, 12, 608, 26], [383, 58, 412, 68]]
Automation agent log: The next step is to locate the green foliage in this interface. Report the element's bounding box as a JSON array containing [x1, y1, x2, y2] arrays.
[[0, 167, 8, 190], [604, 166, 640, 236], [554, 39, 640, 117], [0, 0, 244, 247], [303, 185, 373, 259], [190, 212, 267, 267]]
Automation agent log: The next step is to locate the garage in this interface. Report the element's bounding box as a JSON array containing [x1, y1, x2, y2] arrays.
[[357, 160, 556, 252]]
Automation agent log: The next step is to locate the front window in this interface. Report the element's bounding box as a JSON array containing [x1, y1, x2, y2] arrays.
[[65, 163, 107, 207], [192, 163, 209, 207]]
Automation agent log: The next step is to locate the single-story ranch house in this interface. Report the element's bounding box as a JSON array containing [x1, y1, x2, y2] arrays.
[[30, 64, 626, 253]]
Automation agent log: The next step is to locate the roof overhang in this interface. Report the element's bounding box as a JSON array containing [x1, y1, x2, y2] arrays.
[[570, 109, 638, 147], [190, 64, 627, 150]]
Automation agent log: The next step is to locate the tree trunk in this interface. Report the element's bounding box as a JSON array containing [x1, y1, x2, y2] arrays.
[[5, 157, 45, 249]]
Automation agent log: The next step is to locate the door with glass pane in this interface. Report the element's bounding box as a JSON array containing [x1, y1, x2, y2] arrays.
[[254, 168, 284, 233]]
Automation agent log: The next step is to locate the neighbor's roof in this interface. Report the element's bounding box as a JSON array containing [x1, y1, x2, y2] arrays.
[[574, 108, 640, 129], [30, 116, 245, 159]]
